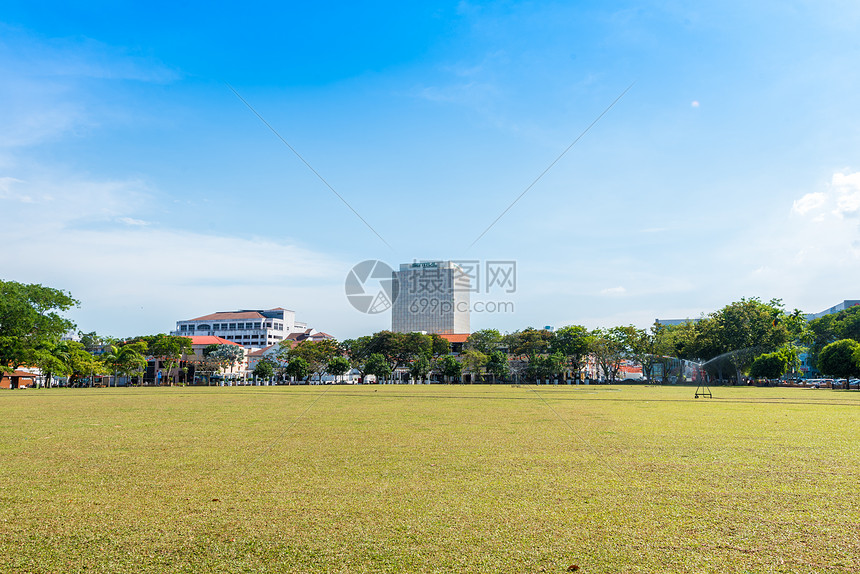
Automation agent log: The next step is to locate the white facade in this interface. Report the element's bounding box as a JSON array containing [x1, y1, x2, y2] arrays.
[[172, 308, 307, 348]]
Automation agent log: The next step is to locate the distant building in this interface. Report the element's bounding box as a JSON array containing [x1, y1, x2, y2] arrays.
[[806, 300, 860, 321], [391, 261, 470, 335], [172, 308, 308, 349], [437, 333, 469, 354], [655, 318, 700, 326]]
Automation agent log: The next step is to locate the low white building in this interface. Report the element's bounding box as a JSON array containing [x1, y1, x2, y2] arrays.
[[172, 308, 307, 349]]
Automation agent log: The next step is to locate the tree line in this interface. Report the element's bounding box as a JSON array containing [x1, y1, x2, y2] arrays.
[[3, 280, 860, 388]]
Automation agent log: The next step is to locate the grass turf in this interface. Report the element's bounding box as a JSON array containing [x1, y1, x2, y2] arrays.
[[1, 385, 858, 573]]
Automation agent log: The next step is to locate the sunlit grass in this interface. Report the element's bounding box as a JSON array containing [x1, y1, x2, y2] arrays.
[[1, 385, 858, 573]]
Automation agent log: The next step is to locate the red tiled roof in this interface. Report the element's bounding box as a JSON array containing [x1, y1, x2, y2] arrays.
[[183, 336, 240, 346], [248, 344, 278, 356], [187, 311, 264, 321], [438, 333, 470, 343]]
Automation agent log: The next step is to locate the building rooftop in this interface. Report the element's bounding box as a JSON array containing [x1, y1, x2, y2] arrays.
[[188, 311, 265, 321], [183, 336, 240, 347], [437, 333, 470, 343]]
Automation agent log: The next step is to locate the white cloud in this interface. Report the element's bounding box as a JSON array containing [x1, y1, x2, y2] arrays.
[[831, 171, 860, 217], [117, 217, 150, 226], [0, 25, 179, 150], [790, 172, 860, 219], [719, 170, 860, 313], [0, 171, 349, 337], [600, 286, 626, 296], [791, 191, 826, 215]]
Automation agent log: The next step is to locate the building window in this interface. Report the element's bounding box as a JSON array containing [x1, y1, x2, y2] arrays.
[[229, 323, 236, 329], [179, 325, 187, 331], [197, 324, 210, 330]]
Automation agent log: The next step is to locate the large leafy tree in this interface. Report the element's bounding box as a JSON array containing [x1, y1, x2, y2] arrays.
[[527, 351, 565, 382], [460, 348, 487, 383], [0, 281, 79, 373], [808, 305, 860, 368], [485, 350, 510, 383], [437, 354, 462, 383], [429, 333, 450, 357], [136, 334, 193, 386], [205, 344, 245, 376], [327, 356, 351, 383], [465, 329, 503, 355], [280, 339, 339, 383], [365, 353, 391, 383], [253, 357, 277, 381], [57, 341, 106, 387], [284, 356, 309, 382], [342, 336, 373, 382], [552, 325, 592, 381], [505, 328, 553, 359], [590, 327, 630, 383], [749, 352, 788, 381], [409, 354, 431, 383], [698, 298, 793, 384], [817, 339, 860, 389], [102, 342, 148, 387]]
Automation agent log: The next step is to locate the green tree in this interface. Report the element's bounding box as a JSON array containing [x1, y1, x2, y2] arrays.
[[465, 329, 503, 355], [590, 327, 630, 383], [817, 339, 860, 389], [618, 326, 659, 383], [460, 348, 488, 383], [280, 339, 339, 383], [253, 357, 276, 381], [284, 356, 309, 383], [437, 354, 462, 383], [56, 341, 106, 387], [506, 328, 553, 359], [409, 354, 431, 383], [706, 298, 792, 384], [430, 334, 450, 357], [102, 342, 147, 387], [527, 351, 565, 382], [808, 305, 860, 369], [0, 281, 79, 374], [342, 336, 373, 382], [206, 344, 245, 378], [552, 325, 592, 382], [32, 343, 70, 388], [327, 356, 351, 383], [749, 352, 787, 381], [485, 350, 510, 383], [138, 334, 193, 386], [365, 353, 391, 383]]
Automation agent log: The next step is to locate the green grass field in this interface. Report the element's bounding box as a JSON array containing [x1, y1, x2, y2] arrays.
[[1, 385, 858, 573]]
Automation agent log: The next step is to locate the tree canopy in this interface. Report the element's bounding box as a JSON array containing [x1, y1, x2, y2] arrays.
[[0, 281, 79, 373]]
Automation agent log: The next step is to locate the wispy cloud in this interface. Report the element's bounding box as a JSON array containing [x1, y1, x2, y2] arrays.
[[792, 191, 826, 215], [600, 286, 627, 296], [117, 216, 150, 226], [0, 172, 347, 336], [0, 24, 179, 151], [720, 170, 860, 312]]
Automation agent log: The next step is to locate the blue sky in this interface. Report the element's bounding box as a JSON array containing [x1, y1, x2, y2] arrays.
[[3, 1, 860, 339]]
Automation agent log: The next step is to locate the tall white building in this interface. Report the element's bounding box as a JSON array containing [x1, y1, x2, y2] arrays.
[[172, 308, 306, 348], [391, 261, 470, 334]]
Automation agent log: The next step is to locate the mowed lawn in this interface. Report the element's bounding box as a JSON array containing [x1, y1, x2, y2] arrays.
[[1, 385, 858, 573]]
